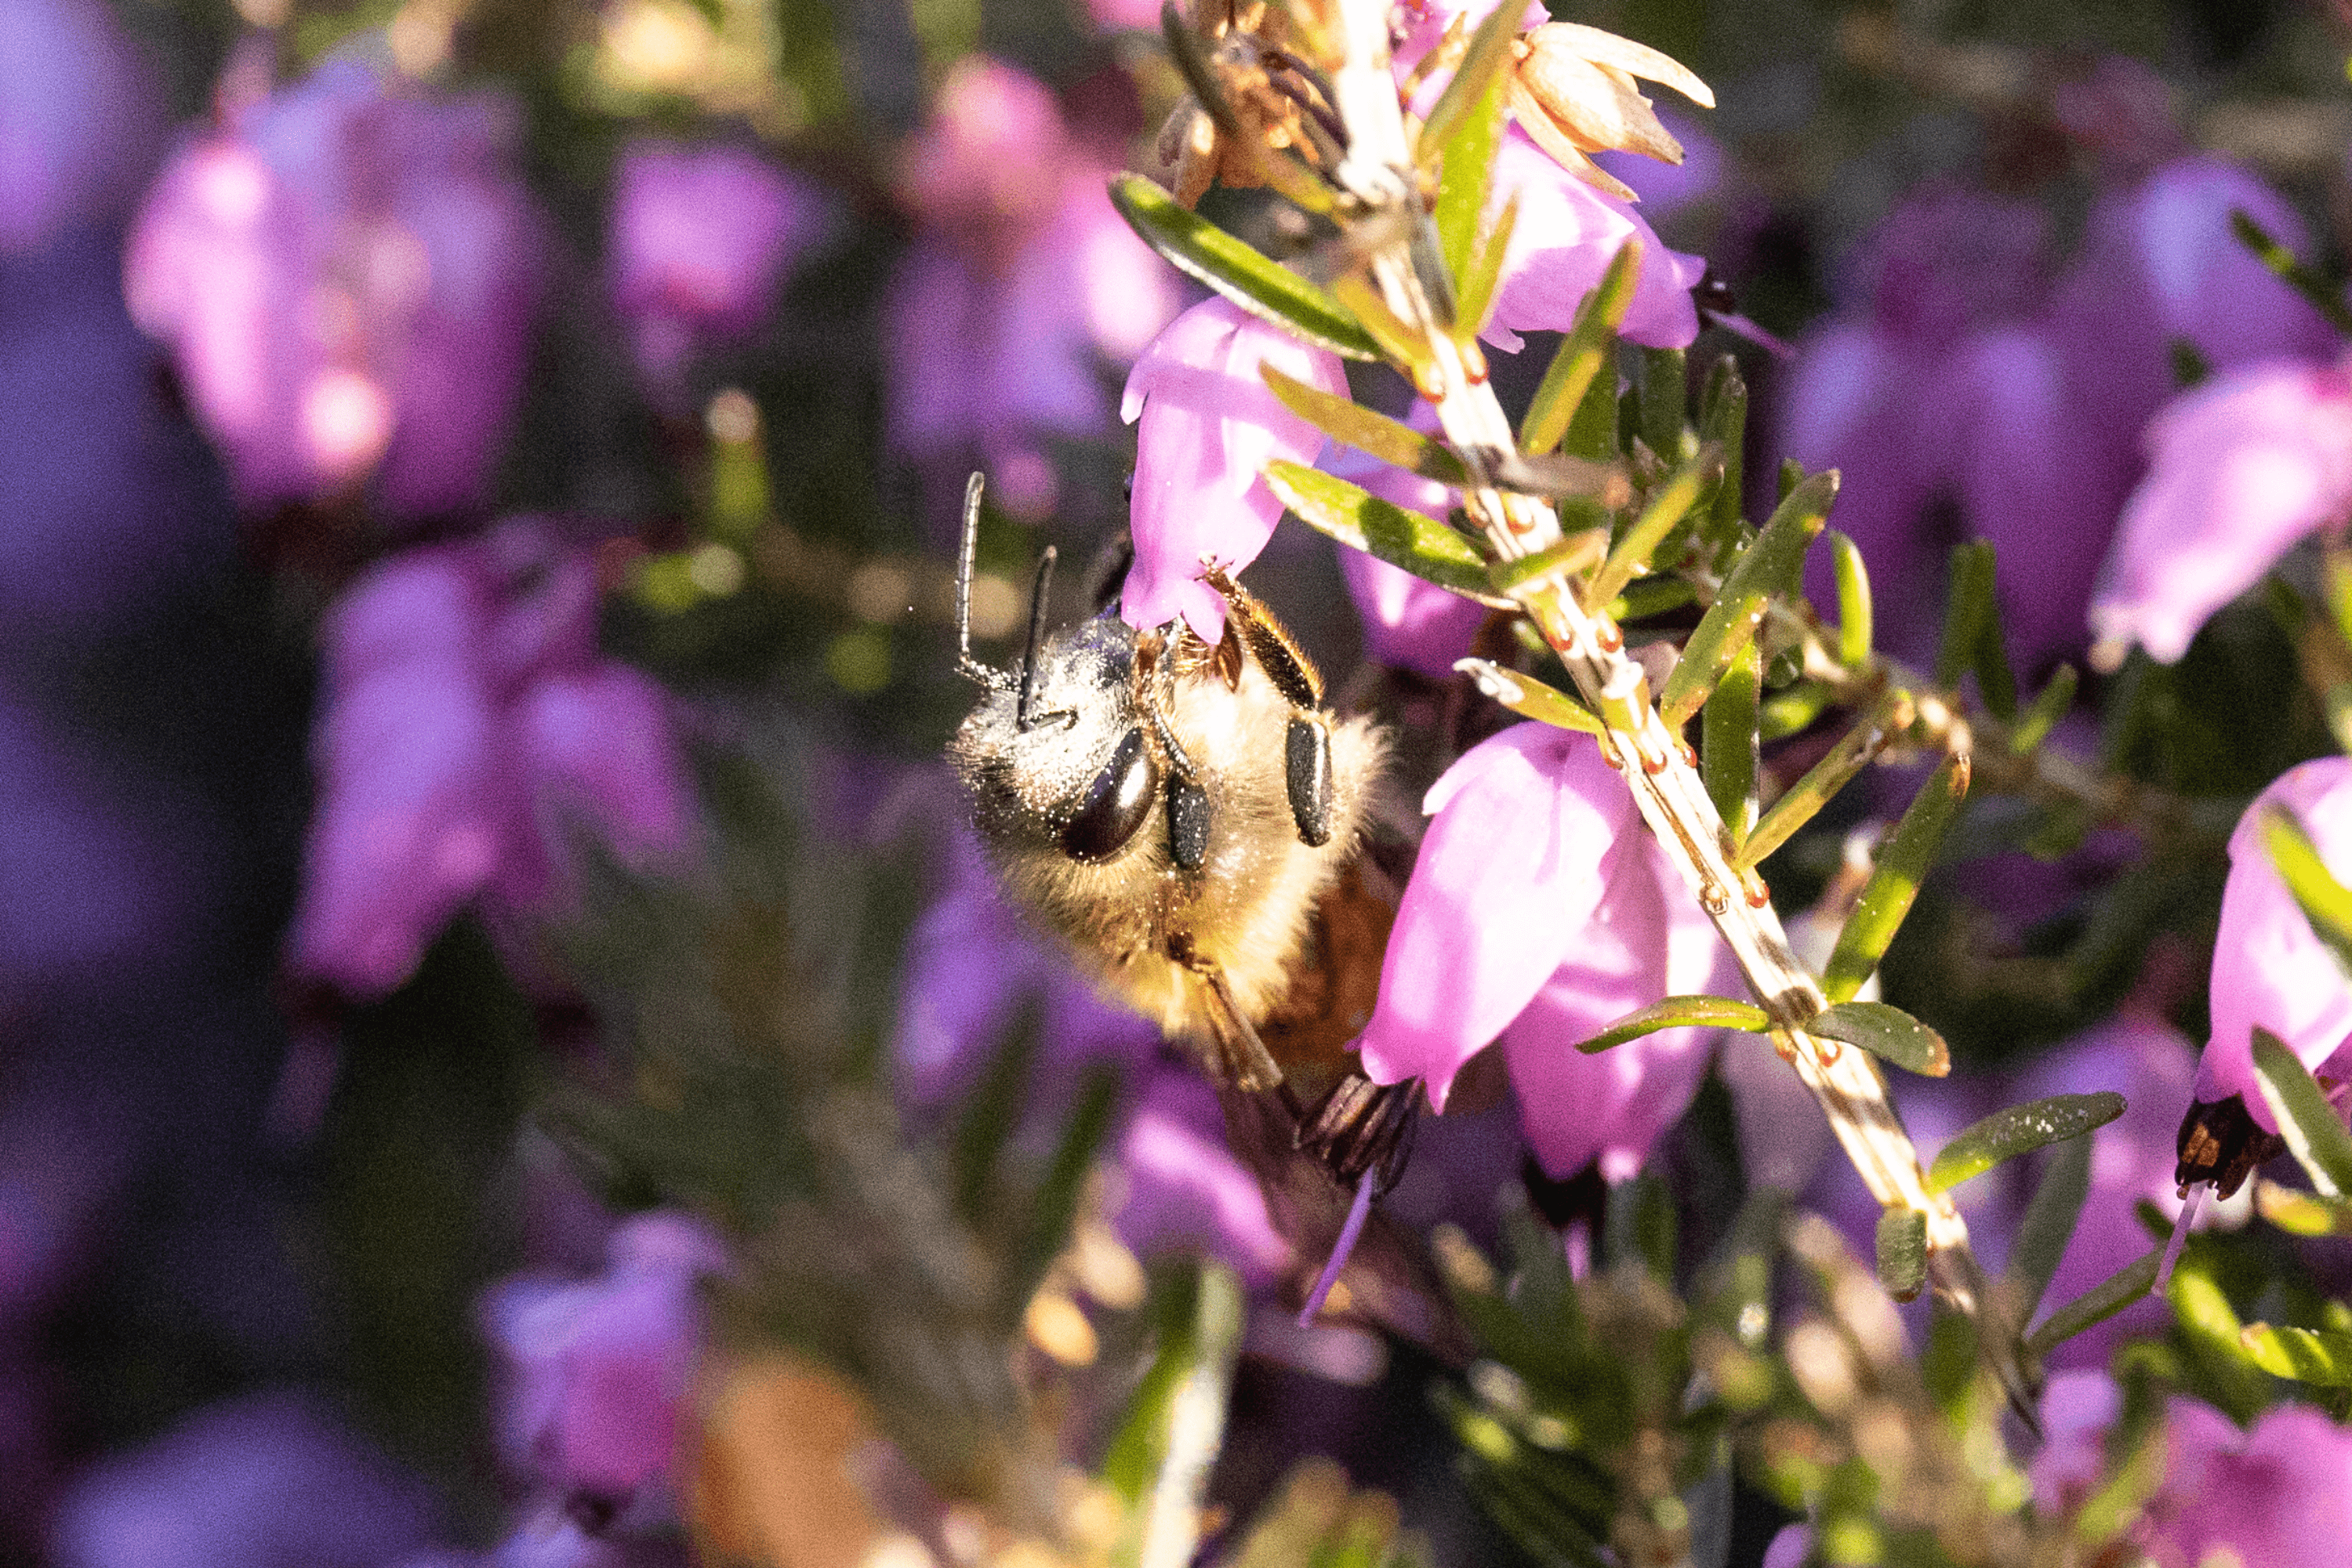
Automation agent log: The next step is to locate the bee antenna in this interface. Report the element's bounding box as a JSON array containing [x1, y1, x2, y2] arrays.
[[955, 472, 1011, 691], [1015, 546, 1073, 731]]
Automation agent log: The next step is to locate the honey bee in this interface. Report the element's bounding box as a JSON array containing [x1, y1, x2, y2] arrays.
[[946, 476, 1421, 1196]]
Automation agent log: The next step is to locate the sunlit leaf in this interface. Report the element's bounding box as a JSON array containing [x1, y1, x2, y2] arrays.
[[1264, 461, 1508, 604], [2238, 1323, 2352, 1386], [1261, 366, 1468, 483], [1829, 530, 1870, 671], [1811, 1000, 1951, 1078], [2253, 1178, 2352, 1236], [2248, 1026, 2352, 1197], [1109, 174, 1377, 358], [1704, 640, 1759, 848], [1927, 1093, 2125, 1194], [1584, 446, 1719, 612], [1454, 659, 1606, 738], [1875, 1208, 1927, 1301], [1572, 994, 1772, 1054], [1519, 241, 1642, 456], [2024, 1250, 2158, 1358], [2259, 805, 2352, 978], [1658, 471, 1835, 728], [1820, 750, 1967, 1004]]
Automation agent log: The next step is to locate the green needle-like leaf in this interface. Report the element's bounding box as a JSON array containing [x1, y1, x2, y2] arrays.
[[1737, 695, 1902, 870], [2248, 1026, 2352, 1196], [1658, 470, 1837, 728], [1455, 191, 1519, 342], [1454, 659, 1606, 737], [1265, 461, 1508, 604], [1488, 529, 1608, 594], [1572, 994, 1771, 1053], [2005, 1130, 2093, 1323], [1433, 72, 1504, 286], [2026, 1249, 2159, 1358], [1102, 1261, 1244, 1566], [1829, 530, 1871, 670], [2254, 1178, 2352, 1236], [2238, 1323, 2352, 1386], [1109, 174, 1378, 358], [2260, 804, 2352, 978], [1584, 447, 1718, 611], [1519, 241, 1642, 456], [1699, 357, 1748, 571], [2230, 209, 2352, 336], [1810, 1000, 1951, 1077], [1820, 750, 1967, 1004], [2009, 664, 2078, 755], [1417, 0, 1525, 171], [1704, 639, 1759, 848], [1875, 1208, 1928, 1301], [1937, 539, 2015, 720], [1261, 366, 1468, 482], [1926, 1092, 2126, 1194]]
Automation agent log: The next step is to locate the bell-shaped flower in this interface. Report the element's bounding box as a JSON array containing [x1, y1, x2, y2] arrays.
[[1120, 298, 1346, 643], [481, 1212, 728, 1501], [0, 0, 163, 256], [1322, 406, 1487, 679], [885, 57, 1179, 520], [607, 141, 828, 389], [1481, 129, 1704, 354], [1356, 722, 1732, 1181], [2089, 355, 2352, 666], [289, 519, 694, 998], [2189, 757, 2352, 1130], [125, 57, 541, 521]]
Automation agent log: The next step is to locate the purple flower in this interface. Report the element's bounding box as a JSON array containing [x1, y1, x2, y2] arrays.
[[2016, 1012, 2217, 1367], [125, 57, 540, 519], [2089, 356, 2352, 666], [2029, 1368, 2122, 1518], [1110, 1069, 1291, 1285], [1590, 105, 1722, 223], [0, 0, 163, 255], [1322, 405, 1487, 678], [1120, 298, 1347, 642], [885, 57, 1180, 518], [288, 518, 693, 998], [892, 823, 1160, 1109], [482, 1211, 727, 1501], [49, 1390, 438, 1568], [608, 142, 826, 387], [2139, 1398, 2352, 1566], [1481, 128, 1704, 354], [1356, 722, 1731, 1180], [2190, 757, 2352, 1131]]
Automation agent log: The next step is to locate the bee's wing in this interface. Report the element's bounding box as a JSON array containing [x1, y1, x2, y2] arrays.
[[1216, 1083, 1468, 1363]]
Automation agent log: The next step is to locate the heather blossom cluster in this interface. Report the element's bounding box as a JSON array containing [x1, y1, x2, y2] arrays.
[[20, 0, 2352, 1559]]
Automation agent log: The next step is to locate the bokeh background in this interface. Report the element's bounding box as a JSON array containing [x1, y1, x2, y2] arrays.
[[5, 0, 2350, 1563]]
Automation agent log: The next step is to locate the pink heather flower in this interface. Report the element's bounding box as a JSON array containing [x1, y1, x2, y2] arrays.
[[289, 518, 692, 998], [1120, 298, 1347, 642], [124, 57, 540, 520], [1110, 1069, 1292, 1285], [608, 141, 827, 385], [1481, 129, 1704, 354], [2029, 1369, 2123, 1519], [2089, 356, 2352, 666], [1590, 105, 1722, 223], [885, 58, 1179, 517], [0, 0, 162, 255], [2016, 1012, 2216, 1367], [2190, 757, 2352, 1131], [1759, 1526, 1811, 1568], [1356, 722, 1731, 1181], [2137, 1399, 2352, 1566], [482, 1212, 728, 1501], [1083, 0, 1163, 33], [1323, 405, 1486, 679]]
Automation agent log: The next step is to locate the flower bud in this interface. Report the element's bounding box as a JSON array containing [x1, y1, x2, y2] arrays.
[[1508, 23, 1712, 202]]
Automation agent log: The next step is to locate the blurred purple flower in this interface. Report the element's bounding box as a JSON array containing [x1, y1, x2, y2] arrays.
[[886, 56, 1180, 520], [608, 141, 826, 388], [1110, 1069, 1290, 1285], [1323, 408, 1488, 679], [1120, 297, 1345, 642], [50, 1390, 438, 1568], [2028, 1368, 2121, 1518], [2140, 1398, 2352, 1565], [1481, 128, 1704, 354], [1356, 722, 1730, 1181], [289, 517, 693, 998], [0, 0, 163, 254], [2190, 757, 2352, 1131], [1759, 1526, 1811, 1568], [2016, 1011, 2216, 1367], [1591, 105, 1722, 223], [483, 1211, 727, 1502], [893, 824, 1160, 1109], [2089, 355, 2352, 666], [125, 56, 540, 519]]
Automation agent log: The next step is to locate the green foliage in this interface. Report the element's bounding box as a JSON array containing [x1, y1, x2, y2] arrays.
[[2249, 1028, 2352, 1196], [1926, 1093, 2125, 1194], [1262, 461, 1505, 601], [1810, 1000, 1951, 1078], [1108, 175, 1377, 357], [1821, 750, 1968, 1005]]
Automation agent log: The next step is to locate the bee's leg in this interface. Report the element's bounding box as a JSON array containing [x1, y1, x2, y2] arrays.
[[1299, 1074, 1421, 1197], [1199, 566, 1338, 848], [1171, 934, 1286, 1093], [1134, 629, 1211, 871]]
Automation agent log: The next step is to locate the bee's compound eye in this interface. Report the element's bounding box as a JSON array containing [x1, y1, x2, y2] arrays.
[[1060, 727, 1158, 862]]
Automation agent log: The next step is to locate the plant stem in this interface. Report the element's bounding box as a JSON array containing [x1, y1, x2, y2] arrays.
[[1314, 0, 2034, 1407]]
